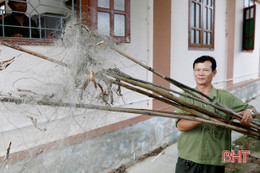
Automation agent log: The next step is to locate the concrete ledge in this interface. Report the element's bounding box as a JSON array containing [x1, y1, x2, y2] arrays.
[[230, 79, 260, 102], [0, 117, 178, 173]]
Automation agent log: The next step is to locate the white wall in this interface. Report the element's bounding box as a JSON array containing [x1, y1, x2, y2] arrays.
[[233, 2, 260, 84], [170, 0, 227, 90], [0, 0, 153, 156]]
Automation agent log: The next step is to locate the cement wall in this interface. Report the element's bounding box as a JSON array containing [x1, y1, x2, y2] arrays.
[[230, 80, 260, 102], [1, 117, 178, 173]]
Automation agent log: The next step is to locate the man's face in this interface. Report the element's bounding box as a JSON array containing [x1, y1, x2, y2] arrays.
[[193, 60, 216, 86], [9, 0, 27, 13]]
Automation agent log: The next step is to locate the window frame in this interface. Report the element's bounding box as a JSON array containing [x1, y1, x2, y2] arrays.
[[188, 0, 215, 50], [81, 0, 131, 43], [0, 1, 5, 31], [242, 4, 256, 51], [0, 0, 75, 46]]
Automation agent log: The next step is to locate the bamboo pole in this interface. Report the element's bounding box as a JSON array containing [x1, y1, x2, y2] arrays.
[[107, 70, 260, 131], [113, 80, 225, 123], [106, 68, 260, 129], [86, 25, 260, 128], [108, 71, 235, 120], [2, 40, 259, 130], [1, 29, 257, 127], [0, 96, 259, 139], [72, 24, 259, 128], [0, 41, 69, 67], [113, 48, 213, 101], [110, 51, 260, 126], [78, 23, 206, 99], [1, 24, 259, 138], [113, 75, 260, 133]]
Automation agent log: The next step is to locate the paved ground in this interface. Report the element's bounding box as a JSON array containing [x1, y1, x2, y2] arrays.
[[126, 94, 260, 173], [127, 143, 178, 173]]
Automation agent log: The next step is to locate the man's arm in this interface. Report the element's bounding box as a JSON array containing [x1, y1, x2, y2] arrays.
[[177, 119, 202, 131]]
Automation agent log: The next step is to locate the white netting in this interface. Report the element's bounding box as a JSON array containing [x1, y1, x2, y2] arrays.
[[0, 20, 146, 172]]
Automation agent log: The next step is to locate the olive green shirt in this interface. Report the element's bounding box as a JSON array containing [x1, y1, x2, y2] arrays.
[[176, 87, 251, 166]]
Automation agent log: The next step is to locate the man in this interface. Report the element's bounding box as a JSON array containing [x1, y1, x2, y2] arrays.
[[0, 0, 55, 38], [0, 0, 39, 38], [175, 56, 257, 173]]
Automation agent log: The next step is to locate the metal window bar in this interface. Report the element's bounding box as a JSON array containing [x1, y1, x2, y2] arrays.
[[0, 0, 76, 39]]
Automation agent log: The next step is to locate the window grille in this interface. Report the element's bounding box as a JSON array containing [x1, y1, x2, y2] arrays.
[[0, 0, 76, 39]]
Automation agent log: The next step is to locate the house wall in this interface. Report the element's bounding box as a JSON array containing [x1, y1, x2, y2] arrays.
[[170, 0, 227, 89], [233, 1, 260, 84], [1, 0, 260, 172], [0, 0, 153, 158], [170, 0, 260, 89]]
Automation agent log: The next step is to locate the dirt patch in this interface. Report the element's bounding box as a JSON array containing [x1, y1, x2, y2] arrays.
[[137, 145, 168, 161], [225, 136, 260, 173], [108, 164, 127, 173]]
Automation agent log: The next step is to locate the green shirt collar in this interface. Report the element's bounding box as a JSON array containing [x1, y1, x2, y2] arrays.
[[195, 85, 217, 100]]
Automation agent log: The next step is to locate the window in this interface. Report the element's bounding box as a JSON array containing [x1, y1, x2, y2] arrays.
[[244, 0, 255, 7], [189, 0, 215, 49], [242, 4, 256, 50], [0, 0, 75, 44], [84, 0, 130, 43]]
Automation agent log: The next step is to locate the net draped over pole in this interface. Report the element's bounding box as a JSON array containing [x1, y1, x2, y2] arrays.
[[0, 23, 259, 141]]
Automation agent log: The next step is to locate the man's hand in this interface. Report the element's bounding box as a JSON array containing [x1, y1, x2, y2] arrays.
[[47, 32, 56, 39], [238, 108, 256, 126]]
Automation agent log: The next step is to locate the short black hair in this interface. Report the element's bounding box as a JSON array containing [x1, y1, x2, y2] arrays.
[[9, 0, 26, 3], [193, 55, 217, 71]]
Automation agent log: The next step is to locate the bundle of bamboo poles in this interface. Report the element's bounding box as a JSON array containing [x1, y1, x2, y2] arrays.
[[0, 24, 260, 141]]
